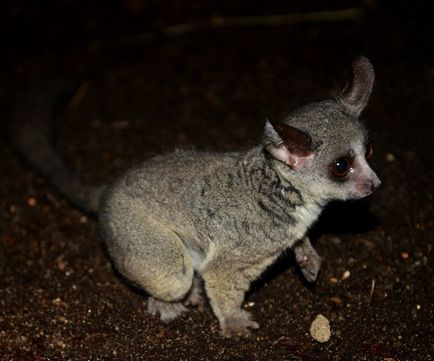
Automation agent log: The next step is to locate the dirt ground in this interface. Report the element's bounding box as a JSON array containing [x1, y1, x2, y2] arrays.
[[0, 1, 432, 360]]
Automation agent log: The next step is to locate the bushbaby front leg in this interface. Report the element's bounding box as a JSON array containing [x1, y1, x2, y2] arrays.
[[201, 262, 258, 338], [293, 236, 321, 282]]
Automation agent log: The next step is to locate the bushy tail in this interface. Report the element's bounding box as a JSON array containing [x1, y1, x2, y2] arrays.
[[8, 76, 105, 214]]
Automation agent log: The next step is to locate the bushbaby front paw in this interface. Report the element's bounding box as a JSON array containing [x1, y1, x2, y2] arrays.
[[296, 251, 321, 282], [294, 237, 321, 282], [220, 310, 259, 338]]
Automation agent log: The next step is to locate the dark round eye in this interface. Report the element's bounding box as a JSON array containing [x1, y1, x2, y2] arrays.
[[331, 157, 351, 178], [365, 144, 373, 160]]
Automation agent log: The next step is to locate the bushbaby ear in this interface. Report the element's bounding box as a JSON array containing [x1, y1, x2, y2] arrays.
[[263, 119, 317, 171], [338, 56, 375, 117]]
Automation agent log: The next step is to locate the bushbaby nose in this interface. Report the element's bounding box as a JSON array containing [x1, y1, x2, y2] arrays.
[[370, 176, 381, 192]]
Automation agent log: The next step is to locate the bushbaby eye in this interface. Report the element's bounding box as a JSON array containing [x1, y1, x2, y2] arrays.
[[365, 144, 373, 160], [331, 157, 352, 178]]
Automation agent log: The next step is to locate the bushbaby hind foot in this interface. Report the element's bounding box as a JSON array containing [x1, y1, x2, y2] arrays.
[[183, 277, 206, 311], [220, 310, 259, 338], [147, 297, 188, 323]]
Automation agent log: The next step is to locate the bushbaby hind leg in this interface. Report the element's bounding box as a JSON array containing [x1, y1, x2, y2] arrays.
[[103, 208, 194, 322], [149, 275, 205, 321], [184, 275, 206, 311], [147, 297, 188, 323]]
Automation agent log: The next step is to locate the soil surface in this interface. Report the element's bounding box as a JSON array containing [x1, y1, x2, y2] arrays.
[[0, 1, 432, 360]]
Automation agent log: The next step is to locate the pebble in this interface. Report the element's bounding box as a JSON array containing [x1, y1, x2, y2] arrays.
[[310, 314, 331, 343], [329, 296, 343, 305], [401, 252, 409, 260], [385, 153, 395, 162], [27, 197, 37, 207], [342, 270, 351, 280]]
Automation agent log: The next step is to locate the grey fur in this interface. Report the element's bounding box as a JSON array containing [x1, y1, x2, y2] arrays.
[[10, 57, 381, 338], [100, 57, 380, 337]]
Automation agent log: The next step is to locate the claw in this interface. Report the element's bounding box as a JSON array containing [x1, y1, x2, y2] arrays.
[[293, 237, 322, 282], [220, 310, 259, 338], [147, 297, 188, 323]]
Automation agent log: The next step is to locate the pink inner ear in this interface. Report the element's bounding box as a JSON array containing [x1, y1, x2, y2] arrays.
[[264, 119, 317, 170], [287, 152, 315, 171], [266, 142, 315, 170]]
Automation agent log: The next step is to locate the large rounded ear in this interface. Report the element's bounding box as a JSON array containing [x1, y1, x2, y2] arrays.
[[263, 119, 317, 171], [338, 56, 375, 117]]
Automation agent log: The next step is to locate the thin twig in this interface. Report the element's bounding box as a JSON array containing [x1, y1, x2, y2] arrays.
[[91, 7, 364, 50], [368, 279, 375, 305], [68, 80, 92, 111]]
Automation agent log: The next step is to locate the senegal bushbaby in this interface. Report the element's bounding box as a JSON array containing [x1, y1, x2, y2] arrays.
[[10, 56, 380, 337]]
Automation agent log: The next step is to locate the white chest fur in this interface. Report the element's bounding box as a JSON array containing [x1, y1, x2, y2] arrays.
[[290, 201, 322, 244]]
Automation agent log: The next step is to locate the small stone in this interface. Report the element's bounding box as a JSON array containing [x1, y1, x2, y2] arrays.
[[27, 197, 37, 207], [58, 316, 68, 324], [385, 153, 395, 162], [57, 259, 68, 271], [52, 298, 68, 308], [342, 270, 351, 280], [310, 314, 331, 343], [329, 277, 339, 284], [401, 252, 409, 259], [329, 296, 343, 305]]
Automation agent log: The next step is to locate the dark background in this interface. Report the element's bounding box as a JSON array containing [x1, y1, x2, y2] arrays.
[[0, 1, 432, 360]]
